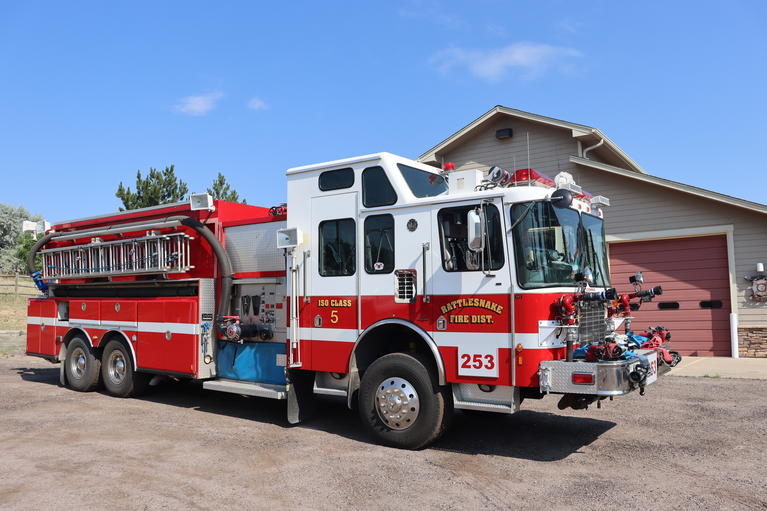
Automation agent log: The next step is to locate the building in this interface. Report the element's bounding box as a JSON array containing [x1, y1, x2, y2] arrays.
[[418, 106, 767, 358]]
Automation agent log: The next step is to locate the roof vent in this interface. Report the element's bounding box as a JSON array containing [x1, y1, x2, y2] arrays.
[[495, 128, 513, 140]]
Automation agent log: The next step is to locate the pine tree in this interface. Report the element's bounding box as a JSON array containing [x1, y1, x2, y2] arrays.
[[207, 172, 246, 204], [115, 165, 189, 210]]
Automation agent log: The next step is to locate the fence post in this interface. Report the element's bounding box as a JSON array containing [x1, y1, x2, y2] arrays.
[[14, 272, 18, 296]]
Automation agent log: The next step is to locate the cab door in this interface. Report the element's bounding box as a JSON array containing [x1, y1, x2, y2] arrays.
[[308, 192, 359, 372], [359, 206, 433, 332], [430, 198, 513, 385]]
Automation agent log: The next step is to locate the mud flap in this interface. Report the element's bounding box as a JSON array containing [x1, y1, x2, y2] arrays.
[[287, 369, 316, 424], [58, 343, 67, 387]]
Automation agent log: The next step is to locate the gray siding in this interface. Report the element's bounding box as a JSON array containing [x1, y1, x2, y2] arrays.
[[437, 117, 579, 177], [429, 116, 767, 327]]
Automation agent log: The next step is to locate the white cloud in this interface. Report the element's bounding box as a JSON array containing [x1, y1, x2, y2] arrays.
[[173, 91, 224, 116], [430, 42, 581, 82], [396, 0, 461, 28], [247, 97, 268, 111]]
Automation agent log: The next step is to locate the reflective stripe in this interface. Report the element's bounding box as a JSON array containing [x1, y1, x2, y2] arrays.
[[433, 331, 510, 351], [136, 322, 199, 335], [299, 328, 356, 342], [26, 316, 198, 335], [69, 318, 100, 326]]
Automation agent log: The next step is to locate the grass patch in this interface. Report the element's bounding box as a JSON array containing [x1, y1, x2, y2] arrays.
[[0, 276, 36, 331], [702, 374, 721, 379]]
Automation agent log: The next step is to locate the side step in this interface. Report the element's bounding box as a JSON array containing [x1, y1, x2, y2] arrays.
[[203, 379, 288, 400]]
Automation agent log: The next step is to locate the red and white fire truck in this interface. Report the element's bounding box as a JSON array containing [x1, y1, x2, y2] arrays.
[[25, 152, 674, 449]]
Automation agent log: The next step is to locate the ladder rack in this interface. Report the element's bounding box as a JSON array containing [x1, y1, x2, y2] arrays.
[[41, 232, 194, 279]]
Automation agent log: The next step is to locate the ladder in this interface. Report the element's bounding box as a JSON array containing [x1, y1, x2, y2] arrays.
[[41, 232, 194, 279]]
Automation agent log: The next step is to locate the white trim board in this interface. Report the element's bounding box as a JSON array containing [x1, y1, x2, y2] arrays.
[[572, 156, 767, 216], [606, 225, 739, 357], [418, 106, 647, 174]]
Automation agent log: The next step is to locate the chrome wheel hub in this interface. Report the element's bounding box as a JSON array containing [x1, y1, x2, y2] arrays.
[[69, 347, 87, 379], [107, 350, 127, 385], [375, 377, 420, 431]]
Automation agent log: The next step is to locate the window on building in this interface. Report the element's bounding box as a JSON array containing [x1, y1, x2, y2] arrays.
[[438, 204, 504, 272], [364, 214, 394, 274], [362, 166, 397, 207], [319, 167, 354, 191], [319, 218, 356, 276]]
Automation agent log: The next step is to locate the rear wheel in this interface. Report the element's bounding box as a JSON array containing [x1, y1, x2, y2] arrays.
[[358, 352, 452, 450], [101, 340, 150, 397], [65, 337, 101, 392]]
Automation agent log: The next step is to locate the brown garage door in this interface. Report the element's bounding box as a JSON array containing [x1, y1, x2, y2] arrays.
[[609, 235, 731, 356]]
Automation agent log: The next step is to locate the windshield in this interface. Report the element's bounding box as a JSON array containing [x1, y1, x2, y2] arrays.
[[397, 163, 448, 198], [510, 202, 610, 288], [581, 212, 610, 288]]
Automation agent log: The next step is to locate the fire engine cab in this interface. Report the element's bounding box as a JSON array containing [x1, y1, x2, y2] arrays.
[[25, 152, 675, 449]]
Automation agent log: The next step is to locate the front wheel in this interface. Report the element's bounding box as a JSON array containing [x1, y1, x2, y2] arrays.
[[101, 340, 150, 397], [358, 352, 452, 450]]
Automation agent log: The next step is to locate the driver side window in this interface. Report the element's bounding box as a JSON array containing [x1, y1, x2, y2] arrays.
[[319, 218, 356, 277], [438, 204, 504, 272]]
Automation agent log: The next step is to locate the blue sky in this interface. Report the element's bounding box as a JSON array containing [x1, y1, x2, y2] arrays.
[[1, 1, 765, 222]]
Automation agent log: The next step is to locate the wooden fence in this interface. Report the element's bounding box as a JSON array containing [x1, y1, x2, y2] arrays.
[[0, 273, 38, 297]]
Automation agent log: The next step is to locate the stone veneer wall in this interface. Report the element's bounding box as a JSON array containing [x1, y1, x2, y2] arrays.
[[738, 327, 767, 358]]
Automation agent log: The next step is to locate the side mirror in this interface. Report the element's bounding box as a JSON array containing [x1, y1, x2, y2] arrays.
[[629, 271, 644, 285], [467, 209, 485, 252]]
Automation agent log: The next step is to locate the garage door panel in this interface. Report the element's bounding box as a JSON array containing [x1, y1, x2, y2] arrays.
[[631, 280, 729, 291], [611, 236, 727, 253], [641, 320, 730, 330], [609, 235, 730, 357], [648, 304, 730, 321], [610, 257, 729, 272], [612, 268, 729, 284]]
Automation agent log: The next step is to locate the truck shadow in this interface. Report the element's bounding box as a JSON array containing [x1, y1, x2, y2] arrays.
[[15, 365, 614, 461], [437, 410, 615, 461]]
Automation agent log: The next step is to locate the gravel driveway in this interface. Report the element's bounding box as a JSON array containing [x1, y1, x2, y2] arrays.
[[1, 355, 765, 510]]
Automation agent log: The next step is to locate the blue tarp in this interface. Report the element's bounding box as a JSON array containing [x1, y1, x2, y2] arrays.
[[216, 341, 287, 385]]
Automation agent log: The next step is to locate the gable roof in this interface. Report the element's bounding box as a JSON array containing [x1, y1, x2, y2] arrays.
[[418, 105, 647, 174], [571, 155, 767, 216]]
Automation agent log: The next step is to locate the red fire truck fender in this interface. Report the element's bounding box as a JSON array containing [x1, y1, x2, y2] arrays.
[[59, 327, 138, 370], [345, 318, 446, 408]]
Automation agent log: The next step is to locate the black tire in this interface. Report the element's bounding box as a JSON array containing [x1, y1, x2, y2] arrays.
[[64, 337, 101, 392], [358, 352, 452, 450], [101, 340, 150, 397]]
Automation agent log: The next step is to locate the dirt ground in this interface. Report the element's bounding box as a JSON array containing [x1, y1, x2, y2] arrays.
[[1, 355, 766, 510]]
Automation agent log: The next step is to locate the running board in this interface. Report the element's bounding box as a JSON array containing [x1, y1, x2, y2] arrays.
[[203, 380, 288, 400], [453, 399, 514, 414]]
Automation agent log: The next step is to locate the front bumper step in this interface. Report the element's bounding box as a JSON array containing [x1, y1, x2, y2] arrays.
[[539, 350, 667, 396]]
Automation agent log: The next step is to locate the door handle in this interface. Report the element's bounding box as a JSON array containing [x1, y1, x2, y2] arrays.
[[422, 242, 430, 304], [303, 250, 310, 303]]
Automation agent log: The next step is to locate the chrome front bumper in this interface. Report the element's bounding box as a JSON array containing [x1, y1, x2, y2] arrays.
[[539, 350, 668, 396]]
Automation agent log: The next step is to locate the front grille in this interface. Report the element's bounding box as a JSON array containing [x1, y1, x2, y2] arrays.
[[578, 301, 607, 344]]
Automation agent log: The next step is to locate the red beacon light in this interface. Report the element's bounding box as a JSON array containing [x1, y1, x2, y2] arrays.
[[508, 168, 556, 188], [442, 161, 455, 171]]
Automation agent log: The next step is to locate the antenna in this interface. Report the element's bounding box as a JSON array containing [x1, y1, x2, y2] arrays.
[[526, 132, 531, 186]]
